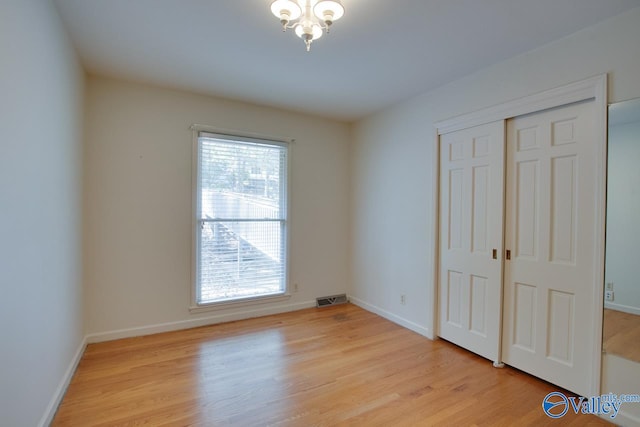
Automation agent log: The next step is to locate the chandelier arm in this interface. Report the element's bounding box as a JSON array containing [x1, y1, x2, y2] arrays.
[[286, 22, 299, 29]]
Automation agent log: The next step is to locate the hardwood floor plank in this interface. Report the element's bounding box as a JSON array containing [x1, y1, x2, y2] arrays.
[[53, 304, 612, 426], [603, 308, 640, 362]]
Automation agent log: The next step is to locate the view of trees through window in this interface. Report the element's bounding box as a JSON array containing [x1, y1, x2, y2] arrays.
[[196, 136, 287, 304]]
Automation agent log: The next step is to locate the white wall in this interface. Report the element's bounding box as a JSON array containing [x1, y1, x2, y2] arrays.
[[350, 7, 640, 337], [83, 76, 350, 337], [606, 120, 640, 314], [0, 0, 85, 426]]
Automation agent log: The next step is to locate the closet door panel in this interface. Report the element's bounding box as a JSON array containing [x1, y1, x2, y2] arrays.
[[438, 120, 505, 362], [502, 101, 597, 397]]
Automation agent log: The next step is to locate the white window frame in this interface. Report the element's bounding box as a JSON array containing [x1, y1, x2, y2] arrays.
[[189, 125, 292, 313]]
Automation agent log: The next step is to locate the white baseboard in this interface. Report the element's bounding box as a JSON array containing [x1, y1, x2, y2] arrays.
[[604, 302, 640, 316], [349, 296, 431, 338], [601, 354, 640, 427], [610, 411, 640, 427], [598, 405, 640, 427], [86, 300, 317, 343], [38, 336, 87, 427]]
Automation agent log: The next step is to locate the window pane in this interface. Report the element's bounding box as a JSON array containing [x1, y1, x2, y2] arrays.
[[198, 221, 285, 303], [199, 138, 286, 220], [195, 134, 288, 305]]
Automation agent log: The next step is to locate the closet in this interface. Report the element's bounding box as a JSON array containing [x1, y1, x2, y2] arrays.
[[435, 76, 607, 398]]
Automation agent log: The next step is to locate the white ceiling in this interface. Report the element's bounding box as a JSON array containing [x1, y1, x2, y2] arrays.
[[53, 0, 640, 122]]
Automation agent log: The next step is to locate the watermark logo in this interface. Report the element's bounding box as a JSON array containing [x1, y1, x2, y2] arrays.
[[542, 392, 569, 418], [542, 391, 640, 419]]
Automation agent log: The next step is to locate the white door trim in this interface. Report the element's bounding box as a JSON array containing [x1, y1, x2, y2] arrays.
[[431, 74, 607, 397], [435, 75, 607, 134]]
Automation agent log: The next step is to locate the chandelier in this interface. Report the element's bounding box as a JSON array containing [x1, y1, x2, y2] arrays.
[[270, 0, 345, 52]]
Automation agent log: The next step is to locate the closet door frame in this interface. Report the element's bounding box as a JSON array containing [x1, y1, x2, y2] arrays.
[[431, 74, 607, 397]]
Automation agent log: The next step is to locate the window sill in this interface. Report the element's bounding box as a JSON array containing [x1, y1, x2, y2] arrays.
[[189, 292, 292, 314]]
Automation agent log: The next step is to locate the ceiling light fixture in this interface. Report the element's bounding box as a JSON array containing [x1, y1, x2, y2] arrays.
[[270, 0, 345, 52]]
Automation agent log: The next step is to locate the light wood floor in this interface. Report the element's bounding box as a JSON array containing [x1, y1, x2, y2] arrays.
[[53, 304, 611, 426], [603, 308, 640, 363]]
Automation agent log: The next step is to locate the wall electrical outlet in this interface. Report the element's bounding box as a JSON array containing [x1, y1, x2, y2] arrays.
[[605, 290, 614, 302], [400, 295, 406, 305], [293, 283, 299, 292]]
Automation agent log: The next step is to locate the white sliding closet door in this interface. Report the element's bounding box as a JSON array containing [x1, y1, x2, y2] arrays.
[[502, 100, 598, 397], [438, 121, 505, 363]]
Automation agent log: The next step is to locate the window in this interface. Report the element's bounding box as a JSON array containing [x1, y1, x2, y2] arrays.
[[193, 130, 288, 306]]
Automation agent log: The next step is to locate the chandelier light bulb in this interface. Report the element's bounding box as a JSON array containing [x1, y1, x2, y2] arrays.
[[294, 21, 323, 51], [270, 0, 302, 28], [271, 0, 344, 52], [294, 22, 323, 40], [313, 0, 345, 25]]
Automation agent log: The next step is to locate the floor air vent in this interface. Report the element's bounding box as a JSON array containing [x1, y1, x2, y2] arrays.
[[316, 294, 348, 307]]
